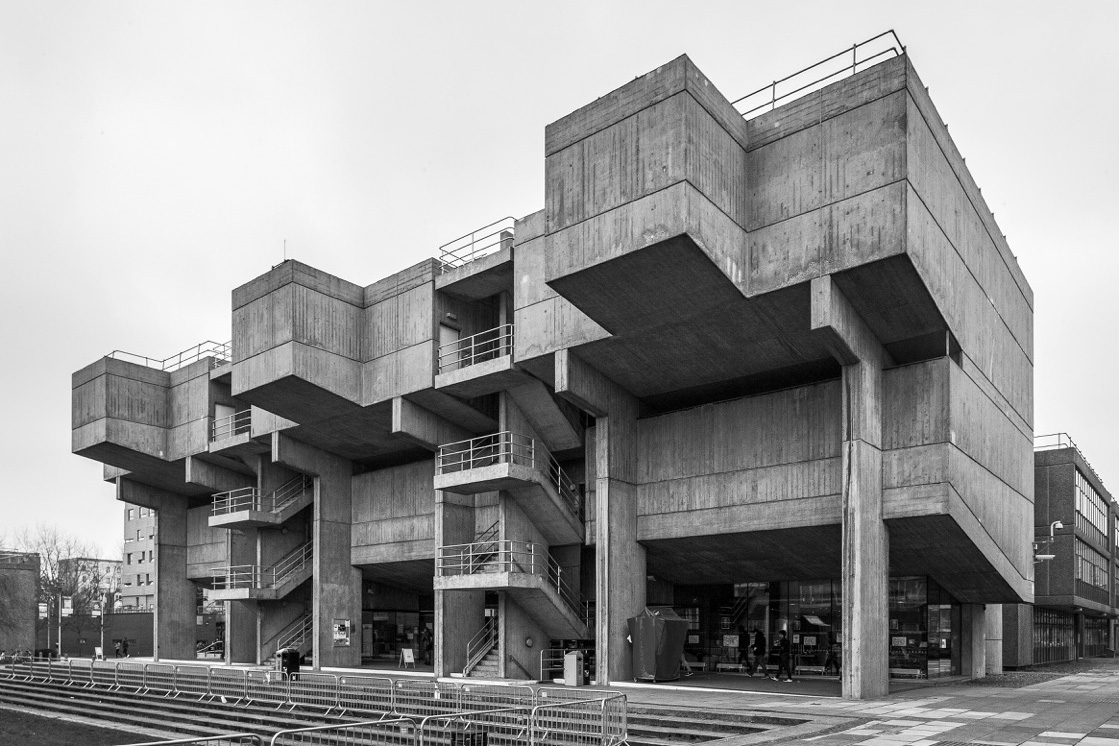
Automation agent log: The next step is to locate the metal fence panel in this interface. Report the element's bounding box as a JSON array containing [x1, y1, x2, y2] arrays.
[[418, 707, 531, 746], [530, 695, 626, 746], [45, 659, 71, 684], [246, 669, 288, 708], [209, 667, 248, 703], [286, 672, 339, 712], [127, 734, 263, 745], [90, 660, 117, 689], [270, 717, 416, 746], [174, 664, 212, 699], [69, 659, 94, 687], [393, 680, 458, 719], [145, 663, 177, 694], [116, 660, 146, 691], [337, 674, 394, 716], [457, 682, 535, 711]]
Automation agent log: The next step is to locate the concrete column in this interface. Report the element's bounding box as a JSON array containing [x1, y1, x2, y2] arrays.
[[984, 604, 1003, 675], [226, 525, 258, 664], [118, 478, 196, 662], [435, 491, 483, 677], [272, 433, 361, 669], [810, 277, 892, 699], [555, 349, 643, 685], [960, 604, 987, 678]]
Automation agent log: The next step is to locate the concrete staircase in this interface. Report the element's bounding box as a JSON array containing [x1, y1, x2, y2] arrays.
[[466, 647, 502, 678]]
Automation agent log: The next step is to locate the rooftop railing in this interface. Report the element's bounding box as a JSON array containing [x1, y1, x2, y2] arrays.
[[0, 549, 37, 564], [732, 30, 904, 120], [108, 340, 232, 372], [436, 431, 582, 520], [438, 217, 515, 273], [211, 409, 251, 442], [438, 324, 513, 373], [1035, 432, 1108, 492]]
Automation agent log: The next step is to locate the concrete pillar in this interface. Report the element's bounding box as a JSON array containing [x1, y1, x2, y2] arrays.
[[435, 491, 483, 677], [118, 478, 196, 662], [226, 524, 258, 664], [810, 277, 892, 699], [555, 349, 643, 685], [984, 604, 1003, 675], [960, 604, 987, 678], [272, 433, 361, 669]]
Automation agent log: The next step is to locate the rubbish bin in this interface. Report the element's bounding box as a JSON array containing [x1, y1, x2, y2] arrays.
[[563, 650, 585, 686], [277, 647, 301, 678]]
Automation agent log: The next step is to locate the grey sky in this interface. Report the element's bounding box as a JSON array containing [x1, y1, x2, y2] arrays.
[[2, 0, 1116, 554]]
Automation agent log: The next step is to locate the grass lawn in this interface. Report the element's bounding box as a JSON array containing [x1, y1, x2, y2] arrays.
[[0, 708, 149, 745]]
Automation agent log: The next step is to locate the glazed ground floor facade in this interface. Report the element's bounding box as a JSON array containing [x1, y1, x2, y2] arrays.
[[1004, 604, 1116, 668]]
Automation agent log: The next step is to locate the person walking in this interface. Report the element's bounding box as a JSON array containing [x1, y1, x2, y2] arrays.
[[772, 630, 794, 682], [749, 627, 767, 677]]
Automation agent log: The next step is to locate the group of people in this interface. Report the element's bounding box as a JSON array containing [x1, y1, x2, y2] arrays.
[[0, 649, 32, 664], [737, 626, 795, 682]]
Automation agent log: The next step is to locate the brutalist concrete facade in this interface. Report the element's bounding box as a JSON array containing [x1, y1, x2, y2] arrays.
[[72, 50, 1033, 698]]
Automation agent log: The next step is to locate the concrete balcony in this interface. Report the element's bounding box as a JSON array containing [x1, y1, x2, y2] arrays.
[[434, 432, 584, 545], [209, 541, 312, 601], [209, 474, 313, 529], [208, 408, 265, 458], [435, 540, 590, 639], [435, 324, 530, 398]]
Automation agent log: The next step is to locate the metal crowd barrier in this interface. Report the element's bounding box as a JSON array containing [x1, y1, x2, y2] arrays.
[[130, 736, 262, 746], [8, 660, 626, 745], [270, 717, 415, 746]]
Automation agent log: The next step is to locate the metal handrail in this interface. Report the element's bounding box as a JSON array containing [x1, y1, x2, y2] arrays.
[[276, 611, 313, 651], [436, 432, 583, 520], [539, 647, 594, 681], [211, 541, 312, 590], [438, 323, 514, 373], [438, 540, 590, 624], [732, 30, 905, 119], [438, 217, 515, 273], [464, 617, 498, 676], [108, 340, 232, 372], [211, 409, 251, 441], [211, 474, 312, 517]]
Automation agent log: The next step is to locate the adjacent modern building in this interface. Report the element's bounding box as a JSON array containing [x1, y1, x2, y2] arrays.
[[1004, 434, 1118, 667], [121, 504, 158, 610], [71, 38, 1034, 698]]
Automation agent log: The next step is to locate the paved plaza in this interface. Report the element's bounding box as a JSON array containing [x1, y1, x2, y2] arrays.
[[615, 658, 1119, 746]]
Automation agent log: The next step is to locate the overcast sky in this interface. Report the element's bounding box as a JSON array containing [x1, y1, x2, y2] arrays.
[[2, 1, 1116, 555]]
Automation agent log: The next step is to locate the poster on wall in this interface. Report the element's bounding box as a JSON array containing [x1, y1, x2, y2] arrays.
[[333, 618, 351, 646], [723, 634, 739, 648]]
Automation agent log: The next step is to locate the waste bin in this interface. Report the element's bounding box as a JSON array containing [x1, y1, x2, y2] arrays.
[[563, 650, 585, 686], [277, 647, 301, 677]]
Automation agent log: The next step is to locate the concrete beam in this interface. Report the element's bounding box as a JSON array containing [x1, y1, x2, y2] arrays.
[[391, 397, 473, 451], [185, 456, 255, 493]]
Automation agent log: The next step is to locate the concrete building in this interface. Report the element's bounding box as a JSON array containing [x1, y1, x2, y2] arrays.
[[121, 504, 158, 610], [1004, 435, 1117, 667], [71, 41, 1033, 698], [0, 550, 40, 653]]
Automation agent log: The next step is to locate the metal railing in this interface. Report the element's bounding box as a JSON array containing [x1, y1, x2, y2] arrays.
[[211, 475, 313, 517], [131, 736, 261, 746], [464, 617, 498, 677], [1, 660, 626, 746], [438, 217, 515, 273], [538, 647, 592, 682], [438, 324, 514, 373], [270, 718, 413, 746], [212, 409, 252, 441], [108, 340, 232, 372], [211, 541, 313, 592], [0, 549, 37, 564], [439, 541, 590, 626], [732, 30, 904, 119], [436, 432, 583, 520], [1035, 432, 1107, 491], [276, 612, 314, 652]]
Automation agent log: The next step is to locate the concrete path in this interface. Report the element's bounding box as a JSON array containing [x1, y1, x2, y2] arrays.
[[615, 659, 1119, 746]]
